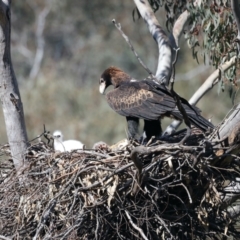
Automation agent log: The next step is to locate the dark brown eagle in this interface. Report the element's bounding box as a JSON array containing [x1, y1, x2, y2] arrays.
[[99, 66, 214, 140]]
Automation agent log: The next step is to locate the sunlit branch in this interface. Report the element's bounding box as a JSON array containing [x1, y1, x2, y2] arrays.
[[133, 0, 172, 85], [112, 19, 153, 76], [171, 0, 202, 47]]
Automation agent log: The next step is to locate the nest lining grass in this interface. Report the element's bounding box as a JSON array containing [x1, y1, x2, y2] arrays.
[[0, 130, 240, 240]]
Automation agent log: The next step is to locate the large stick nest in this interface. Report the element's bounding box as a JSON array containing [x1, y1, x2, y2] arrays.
[[1, 127, 240, 240]]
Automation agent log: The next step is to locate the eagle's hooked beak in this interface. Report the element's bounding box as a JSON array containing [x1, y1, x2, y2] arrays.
[[99, 78, 106, 94]]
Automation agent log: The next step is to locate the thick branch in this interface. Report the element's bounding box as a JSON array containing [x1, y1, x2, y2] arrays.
[[189, 57, 236, 105], [0, 1, 29, 173], [171, 0, 202, 47], [170, 10, 189, 48], [0, 235, 11, 240], [133, 0, 172, 84], [211, 103, 240, 142], [221, 178, 240, 206], [227, 203, 240, 219], [112, 19, 153, 76], [29, 5, 50, 80]]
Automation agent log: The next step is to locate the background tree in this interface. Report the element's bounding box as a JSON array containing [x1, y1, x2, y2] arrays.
[[0, 0, 28, 173]]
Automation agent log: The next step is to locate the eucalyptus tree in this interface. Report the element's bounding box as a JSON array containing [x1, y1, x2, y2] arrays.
[[0, 0, 28, 174], [133, 0, 239, 137]]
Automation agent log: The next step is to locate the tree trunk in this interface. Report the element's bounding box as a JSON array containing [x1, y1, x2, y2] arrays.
[[0, 1, 28, 173]]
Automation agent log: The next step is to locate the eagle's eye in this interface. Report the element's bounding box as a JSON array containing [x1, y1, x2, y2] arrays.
[[100, 78, 105, 84]]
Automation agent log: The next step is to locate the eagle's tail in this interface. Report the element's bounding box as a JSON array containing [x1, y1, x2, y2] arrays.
[[171, 96, 214, 132], [187, 113, 214, 132]]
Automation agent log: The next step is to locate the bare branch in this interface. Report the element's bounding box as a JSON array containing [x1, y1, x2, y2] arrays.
[[189, 57, 237, 105], [59, 217, 84, 240], [0, 235, 12, 240], [133, 0, 172, 84], [211, 103, 240, 143], [32, 199, 56, 240], [0, 1, 29, 173], [112, 19, 153, 76], [125, 210, 149, 240], [170, 10, 189, 48], [171, 0, 202, 47]]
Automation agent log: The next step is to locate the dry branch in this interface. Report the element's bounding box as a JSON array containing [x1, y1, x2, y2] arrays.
[[0, 0, 29, 174], [112, 19, 153, 76], [1, 125, 240, 239], [171, 0, 202, 47], [133, 0, 172, 84]]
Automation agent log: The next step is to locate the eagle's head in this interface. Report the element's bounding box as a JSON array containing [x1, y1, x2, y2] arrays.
[[99, 66, 131, 94]]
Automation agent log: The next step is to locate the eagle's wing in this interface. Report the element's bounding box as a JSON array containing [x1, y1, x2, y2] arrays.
[[148, 81, 214, 130], [105, 80, 214, 131], [106, 81, 177, 121]]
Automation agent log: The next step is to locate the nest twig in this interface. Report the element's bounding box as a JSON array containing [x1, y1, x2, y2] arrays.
[[0, 128, 240, 239]]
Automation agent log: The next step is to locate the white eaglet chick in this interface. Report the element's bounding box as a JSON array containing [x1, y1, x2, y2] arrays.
[[53, 130, 85, 152]]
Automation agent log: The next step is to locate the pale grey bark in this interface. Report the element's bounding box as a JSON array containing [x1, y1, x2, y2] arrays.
[[29, 4, 50, 80], [210, 103, 240, 142], [0, 1, 28, 173], [227, 204, 240, 219], [133, 0, 172, 85], [170, 0, 202, 47], [221, 178, 240, 207]]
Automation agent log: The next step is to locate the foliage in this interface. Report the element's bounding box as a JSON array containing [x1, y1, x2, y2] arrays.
[[134, 0, 187, 28], [187, 2, 237, 74], [147, 0, 239, 89]]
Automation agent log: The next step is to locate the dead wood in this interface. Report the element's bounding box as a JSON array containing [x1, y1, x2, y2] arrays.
[[0, 124, 240, 239]]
